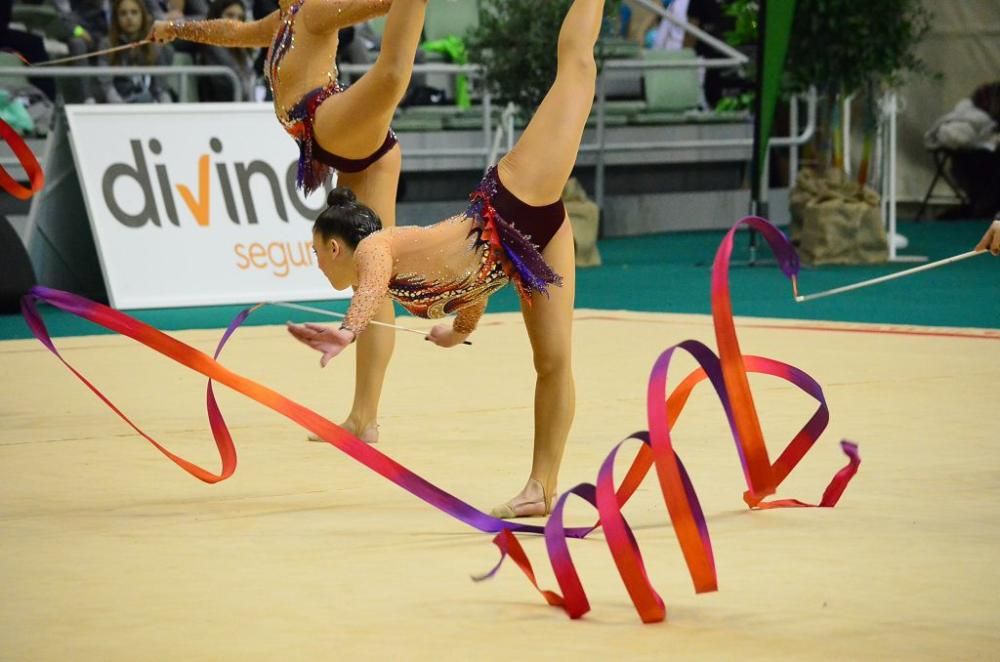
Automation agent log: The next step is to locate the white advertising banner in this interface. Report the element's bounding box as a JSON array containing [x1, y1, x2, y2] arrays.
[[65, 103, 348, 309]]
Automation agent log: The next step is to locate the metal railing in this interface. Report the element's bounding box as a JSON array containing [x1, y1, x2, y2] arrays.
[[342, 60, 805, 174], [341, 62, 494, 163], [0, 64, 244, 102], [590, 60, 818, 207], [2, 59, 819, 212]]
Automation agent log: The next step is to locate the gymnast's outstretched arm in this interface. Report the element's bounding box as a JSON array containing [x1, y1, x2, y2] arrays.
[[288, 237, 392, 366], [150, 11, 280, 48], [339, 238, 393, 338]]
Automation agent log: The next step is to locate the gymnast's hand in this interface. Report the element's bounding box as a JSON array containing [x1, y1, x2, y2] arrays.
[[426, 324, 469, 348], [975, 219, 1000, 256], [149, 20, 177, 44], [286, 322, 354, 367]]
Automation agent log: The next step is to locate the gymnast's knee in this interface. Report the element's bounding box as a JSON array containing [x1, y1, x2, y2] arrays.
[[556, 40, 597, 84], [532, 349, 572, 380], [368, 63, 411, 101]]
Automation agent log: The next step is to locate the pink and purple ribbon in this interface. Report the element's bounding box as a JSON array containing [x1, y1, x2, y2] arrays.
[[20, 216, 860, 624]]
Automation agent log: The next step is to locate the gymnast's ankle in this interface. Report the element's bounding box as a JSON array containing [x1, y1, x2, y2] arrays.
[[489, 478, 552, 519], [307, 418, 379, 444]]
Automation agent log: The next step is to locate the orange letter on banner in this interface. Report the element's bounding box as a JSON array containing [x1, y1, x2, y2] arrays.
[[176, 154, 210, 226]]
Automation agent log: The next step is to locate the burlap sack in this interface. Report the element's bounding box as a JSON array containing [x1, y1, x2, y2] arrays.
[[563, 178, 602, 267], [794, 169, 889, 265]]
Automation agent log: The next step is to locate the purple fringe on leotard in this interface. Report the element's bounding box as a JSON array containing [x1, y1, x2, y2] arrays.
[[284, 85, 341, 195], [465, 167, 563, 301]]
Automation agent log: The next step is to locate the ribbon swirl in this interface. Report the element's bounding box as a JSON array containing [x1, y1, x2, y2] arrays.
[[20, 213, 859, 623], [474, 217, 860, 623], [0, 119, 45, 200]]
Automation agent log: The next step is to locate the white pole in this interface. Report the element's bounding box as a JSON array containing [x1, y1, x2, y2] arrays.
[[269, 301, 472, 345], [888, 91, 898, 261], [789, 94, 799, 182], [760, 148, 771, 209], [794, 251, 986, 302], [487, 102, 516, 168], [842, 94, 852, 177], [877, 95, 887, 226], [270, 301, 420, 336], [883, 91, 927, 264]]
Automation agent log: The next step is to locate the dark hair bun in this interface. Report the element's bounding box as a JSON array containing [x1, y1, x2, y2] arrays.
[[313, 187, 382, 249], [326, 187, 357, 207]]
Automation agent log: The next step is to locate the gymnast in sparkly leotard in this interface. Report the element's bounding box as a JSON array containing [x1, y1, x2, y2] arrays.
[[311, 166, 564, 340], [151, 0, 430, 444], [264, 0, 398, 193], [288, 0, 607, 519]]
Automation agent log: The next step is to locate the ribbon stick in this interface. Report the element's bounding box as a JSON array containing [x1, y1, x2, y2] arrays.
[[270, 301, 473, 345], [31, 40, 152, 67], [793, 250, 986, 303]]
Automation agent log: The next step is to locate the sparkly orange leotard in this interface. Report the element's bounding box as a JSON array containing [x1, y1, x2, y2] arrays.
[[266, 0, 397, 194], [341, 168, 566, 335]]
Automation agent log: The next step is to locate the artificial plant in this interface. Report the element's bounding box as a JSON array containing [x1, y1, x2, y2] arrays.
[[785, 0, 933, 187], [466, 0, 622, 117]]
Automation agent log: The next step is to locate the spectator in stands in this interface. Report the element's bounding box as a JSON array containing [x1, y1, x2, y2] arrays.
[[196, 0, 256, 101], [250, 0, 277, 22], [161, 0, 209, 56], [155, 0, 209, 21], [55, 1, 112, 102], [622, 0, 660, 45], [250, 0, 277, 98], [1, 0, 56, 100], [943, 81, 1000, 219], [98, 0, 174, 103], [643, 0, 738, 108], [683, 0, 735, 108]]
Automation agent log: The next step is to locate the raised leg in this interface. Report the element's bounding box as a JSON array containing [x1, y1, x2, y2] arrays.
[[496, 0, 603, 206], [312, 0, 428, 159]]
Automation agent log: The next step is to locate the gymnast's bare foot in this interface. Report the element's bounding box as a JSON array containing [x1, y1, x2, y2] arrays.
[[307, 419, 379, 444], [489, 478, 552, 519]]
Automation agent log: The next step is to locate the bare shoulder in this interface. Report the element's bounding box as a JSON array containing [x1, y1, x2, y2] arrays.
[[356, 231, 394, 259]]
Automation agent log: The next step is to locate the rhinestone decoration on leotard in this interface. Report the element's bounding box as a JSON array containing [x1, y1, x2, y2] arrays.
[[265, 0, 342, 121], [340, 217, 512, 336]]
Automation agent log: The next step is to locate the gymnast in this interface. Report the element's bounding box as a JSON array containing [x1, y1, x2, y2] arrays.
[[287, 0, 606, 518], [151, 0, 430, 443]]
